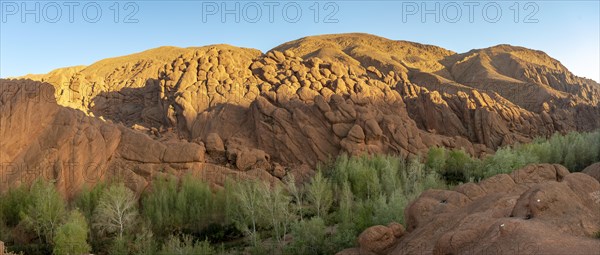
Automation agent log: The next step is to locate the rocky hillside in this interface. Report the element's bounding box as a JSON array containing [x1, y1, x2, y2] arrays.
[[2, 33, 599, 195], [340, 164, 600, 255]]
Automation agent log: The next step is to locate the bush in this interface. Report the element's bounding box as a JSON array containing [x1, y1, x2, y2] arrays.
[[177, 175, 220, 232], [158, 234, 214, 255], [142, 175, 228, 238], [0, 185, 32, 228], [141, 177, 181, 236], [443, 149, 474, 184], [285, 217, 327, 255], [425, 147, 446, 173], [320, 153, 446, 251], [75, 183, 106, 225], [129, 222, 157, 255], [53, 210, 91, 255], [74, 182, 107, 252], [258, 183, 294, 248]]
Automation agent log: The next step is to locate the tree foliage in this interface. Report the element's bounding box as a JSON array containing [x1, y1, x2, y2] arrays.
[[94, 183, 138, 239], [306, 171, 333, 218], [21, 179, 66, 245], [158, 235, 214, 255], [53, 210, 91, 255]]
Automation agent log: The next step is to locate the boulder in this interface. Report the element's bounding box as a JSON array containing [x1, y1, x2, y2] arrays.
[[163, 141, 205, 163], [235, 148, 270, 171], [358, 225, 398, 254], [582, 162, 600, 182], [205, 132, 225, 152]]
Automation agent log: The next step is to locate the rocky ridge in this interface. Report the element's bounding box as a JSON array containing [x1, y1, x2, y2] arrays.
[[2, 33, 600, 195]]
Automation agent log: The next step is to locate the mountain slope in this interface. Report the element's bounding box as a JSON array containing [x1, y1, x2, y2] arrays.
[[2, 33, 600, 195]]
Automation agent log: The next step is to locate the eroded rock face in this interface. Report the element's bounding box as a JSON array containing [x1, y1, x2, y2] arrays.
[[346, 164, 600, 255], [0, 81, 279, 197], [20, 35, 600, 160], [2, 33, 600, 196]]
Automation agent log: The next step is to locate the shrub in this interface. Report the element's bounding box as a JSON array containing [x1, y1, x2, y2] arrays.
[[141, 177, 181, 236], [74, 182, 107, 252], [142, 175, 229, 238], [53, 210, 91, 255], [319, 153, 446, 252], [0, 185, 32, 228], [425, 147, 446, 173], [285, 217, 327, 255], [442, 149, 473, 184], [158, 234, 214, 255], [75, 183, 106, 225], [108, 236, 129, 255], [177, 175, 218, 232]]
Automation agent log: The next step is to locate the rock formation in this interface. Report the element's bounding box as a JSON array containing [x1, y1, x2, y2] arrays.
[[2, 33, 600, 196], [339, 164, 600, 255]]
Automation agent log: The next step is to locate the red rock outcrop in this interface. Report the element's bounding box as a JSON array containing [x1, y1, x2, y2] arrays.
[[343, 164, 600, 255], [2, 33, 600, 196], [0, 80, 279, 197]]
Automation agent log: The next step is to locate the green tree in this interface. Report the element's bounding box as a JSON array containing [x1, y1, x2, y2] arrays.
[[53, 210, 91, 255], [231, 180, 264, 247], [442, 149, 472, 184], [0, 185, 32, 227], [306, 171, 333, 218], [336, 180, 354, 225], [285, 175, 305, 220], [285, 217, 327, 255], [108, 236, 129, 255], [176, 175, 215, 232], [259, 183, 294, 247], [94, 183, 138, 239], [75, 183, 106, 224], [141, 177, 181, 236], [346, 157, 381, 199], [21, 179, 66, 245], [426, 147, 447, 173]]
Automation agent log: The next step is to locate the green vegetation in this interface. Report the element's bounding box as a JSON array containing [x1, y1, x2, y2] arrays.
[[158, 235, 215, 255], [429, 130, 600, 184], [0, 130, 598, 254], [21, 180, 66, 246], [53, 210, 91, 255], [94, 184, 138, 239]]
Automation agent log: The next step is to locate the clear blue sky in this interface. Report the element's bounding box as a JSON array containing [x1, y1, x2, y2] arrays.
[[1, 0, 599, 82]]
